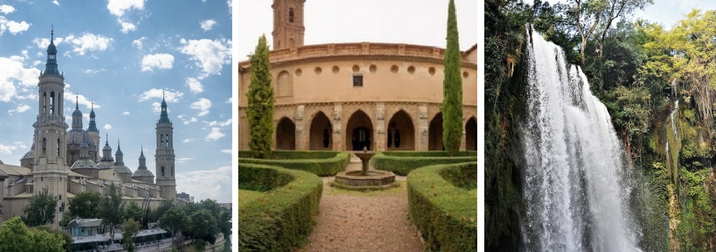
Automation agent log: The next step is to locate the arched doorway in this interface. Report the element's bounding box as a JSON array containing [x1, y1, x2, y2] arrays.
[[309, 111, 332, 150], [346, 110, 373, 151], [387, 110, 415, 150], [428, 112, 443, 150], [466, 117, 477, 151], [276, 117, 296, 150]]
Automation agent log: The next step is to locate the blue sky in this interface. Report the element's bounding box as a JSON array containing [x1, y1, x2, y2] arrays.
[[0, 0, 233, 204]]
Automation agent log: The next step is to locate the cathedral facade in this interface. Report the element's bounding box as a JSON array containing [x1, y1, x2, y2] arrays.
[[0, 30, 177, 227], [238, 0, 478, 152]]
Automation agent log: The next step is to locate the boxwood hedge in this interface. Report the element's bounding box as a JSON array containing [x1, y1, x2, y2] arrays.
[[371, 151, 477, 176], [239, 151, 350, 176], [407, 162, 477, 252], [238, 163, 323, 252]]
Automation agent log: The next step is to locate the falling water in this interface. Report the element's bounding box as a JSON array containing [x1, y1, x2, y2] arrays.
[[520, 25, 641, 251]]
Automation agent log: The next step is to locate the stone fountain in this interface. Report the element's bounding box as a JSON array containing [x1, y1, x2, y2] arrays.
[[331, 147, 398, 190]]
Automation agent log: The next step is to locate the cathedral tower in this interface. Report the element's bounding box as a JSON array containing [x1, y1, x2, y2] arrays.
[[32, 28, 68, 227], [87, 101, 100, 161], [272, 0, 305, 50], [155, 95, 176, 199]]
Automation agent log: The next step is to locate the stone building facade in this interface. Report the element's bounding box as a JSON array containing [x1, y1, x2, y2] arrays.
[[0, 30, 177, 227], [238, 0, 478, 152]]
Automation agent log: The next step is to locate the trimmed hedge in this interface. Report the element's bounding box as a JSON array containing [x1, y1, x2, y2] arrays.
[[238, 163, 323, 252], [408, 162, 477, 252], [372, 151, 477, 176], [239, 151, 350, 176]]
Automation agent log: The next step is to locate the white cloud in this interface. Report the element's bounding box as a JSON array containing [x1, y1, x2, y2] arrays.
[[177, 157, 194, 164], [106, 0, 145, 33], [178, 114, 198, 125], [220, 149, 231, 154], [122, 111, 130, 115], [186, 77, 203, 93], [175, 166, 231, 202], [179, 38, 231, 78], [138, 88, 183, 102], [190, 98, 212, 116], [0, 143, 17, 155], [8, 104, 31, 115], [182, 138, 195, 143], [53, 0, 60, 6], [205, 127, 225, 141], [64, 33, 113, 56], [202, 119, 231, 128], [0, 56, 40, 102], [141, 53, 174, 72], [84, 68, 105, 74], [33, 37, 65, 49], [104, 124, 112, 130], [200, 19, 216, 31], [0, 5, 15, 14], [63, 90, 100, 110], [0, 17, 31, 35], [131, 37, 146, 49], [151, 102, 162, 114]]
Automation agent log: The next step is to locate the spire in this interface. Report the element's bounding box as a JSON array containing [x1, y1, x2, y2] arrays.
[[115, 139, 124, 164], [71, 95, 83, 129], [44, 26, 59, 76], [158, 91, 171, 123], [87, 101, 98, 132]]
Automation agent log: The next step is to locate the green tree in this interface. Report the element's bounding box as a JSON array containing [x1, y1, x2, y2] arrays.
[[98, 183, 125, 243], [442, 0, 463, 156], [125, 201, 144, 222], [151, 199, 175, 223], [159, 206, 188, 251], [188, 209, 218, 244], [22, 186, 57, 227], [36, 225, 72, 252], [68, 190, 101, 219], [0, 216, 66, 252], [122, 218, 141, 252], [246, 35, 274, 159]]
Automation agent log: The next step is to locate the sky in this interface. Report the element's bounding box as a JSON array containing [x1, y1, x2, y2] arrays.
[[523, 0, 716, 30], [0, 0, 233, 204], [236, 0, 478, 62]]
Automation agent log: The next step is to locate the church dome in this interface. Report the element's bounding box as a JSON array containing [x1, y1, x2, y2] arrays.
[[71, 159, 98, 169], [66, 130, 97, 148], [132, 169, 154, 178], [97, 160, 114, 169], [114, 164, 132, 174], [72, 107, 82, 117], [22, 149, 34, 159]]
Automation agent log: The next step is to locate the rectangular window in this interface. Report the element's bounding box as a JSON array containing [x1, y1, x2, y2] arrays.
[[353, 75, 363, 87]]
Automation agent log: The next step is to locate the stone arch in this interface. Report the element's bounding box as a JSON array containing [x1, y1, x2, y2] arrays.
[[276, 70, 293, 97], [387, 110, 415, 150], [309, 111, 332, 150], [276, 117, 296, 150], [346, 110, 373, 151], [428, 112, 443, 150], [465, 116, 477, 151]]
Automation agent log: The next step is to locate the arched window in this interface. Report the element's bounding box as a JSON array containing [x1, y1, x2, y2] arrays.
[[323, 128, 330, 148], [50, 91, 55, 114], [42, 138, 47, 155], [43, 92, 47, 114], [161, 166, 165, 176], [394, 130, 401, 148], [57, 138, 60, 156], [171, 166, 174, 176], [289, 8, 294, 23]]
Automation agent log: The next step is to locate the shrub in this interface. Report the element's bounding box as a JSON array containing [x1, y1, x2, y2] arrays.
[[407, 162, 477, 252], [238, 163, 323, 252], [371, 152, 477, 176], [239, 151, 350, 176]]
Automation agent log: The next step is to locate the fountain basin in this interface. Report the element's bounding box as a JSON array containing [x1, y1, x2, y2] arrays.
[[331, 170, 398, 191]]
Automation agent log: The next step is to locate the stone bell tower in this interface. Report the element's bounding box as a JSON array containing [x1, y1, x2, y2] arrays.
[[272, 0, 305, 50], [155, 94, 176, 200], [32, 28, 69, 227]]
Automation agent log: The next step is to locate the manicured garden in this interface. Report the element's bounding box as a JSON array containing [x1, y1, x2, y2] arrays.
[[238, 163, 323, 252], [407, 161, 477, 252], [239, 150, 350, 176]]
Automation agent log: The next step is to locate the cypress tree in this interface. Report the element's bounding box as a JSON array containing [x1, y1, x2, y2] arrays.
[[442, 0, 463, 156], [246, 35, 274, 159]]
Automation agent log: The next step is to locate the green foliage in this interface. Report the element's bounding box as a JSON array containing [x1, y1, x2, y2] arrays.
[[159, 206, 188, 251], [0, 216, 66, 252], [239, 151, 350, 176], [23, 186, 57, 227], [98, 183, 124, 243], [441, 0, 463, 156], [35, 225, 72, 252], [121, 218, 141, 252], [187, 209, 218, 245], [124, 201, 143, 223], [407, 162, 477, 252], [371, 152, 477, 176], [151, 200, 175, 223], [246, 35, 274, 159], [238, 163, 323, 252], [677, 169, 716, 251], [68, 190, 101, 219]]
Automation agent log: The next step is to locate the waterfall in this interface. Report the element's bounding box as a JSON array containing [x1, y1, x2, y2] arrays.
[[520, 25, 642, 252]]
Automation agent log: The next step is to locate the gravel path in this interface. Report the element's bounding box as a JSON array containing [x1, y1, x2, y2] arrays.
[[296, 159, 425, 252]]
